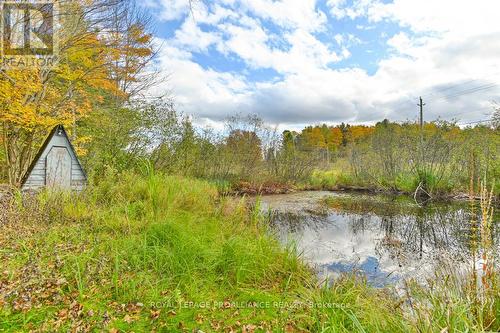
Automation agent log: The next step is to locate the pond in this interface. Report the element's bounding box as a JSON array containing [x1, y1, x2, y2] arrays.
[[259, 191, 499, 287]]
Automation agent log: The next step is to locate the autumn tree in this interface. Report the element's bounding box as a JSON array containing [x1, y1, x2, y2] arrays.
[[371, 120, 404, 183], [0, 0, 157, 185], [327, 127, 343, 151], [300, 126, 327, 150], [339, 123, 350, 146], [268, 130, 321, 182], [104, 0, 159, 104], [282, 130, 298, 150], [0, 34, 116, 183], [348, 125, 375, 143], [225, 130, 262, 180]]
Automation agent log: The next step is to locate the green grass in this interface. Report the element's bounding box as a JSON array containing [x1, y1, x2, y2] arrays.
[[308, 167, 488, 196], [308, 169, 357, 190], [2, 171, 498, 332], [0, 171, 411, 332]]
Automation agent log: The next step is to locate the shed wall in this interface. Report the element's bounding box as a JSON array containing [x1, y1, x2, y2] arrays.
[[22, 130, 87, 191]]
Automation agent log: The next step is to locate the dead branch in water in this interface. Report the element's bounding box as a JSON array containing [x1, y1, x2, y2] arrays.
[[413, 181, 432, 206]]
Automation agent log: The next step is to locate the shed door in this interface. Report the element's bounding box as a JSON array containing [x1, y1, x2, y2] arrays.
[[46, 146, 72, 189]]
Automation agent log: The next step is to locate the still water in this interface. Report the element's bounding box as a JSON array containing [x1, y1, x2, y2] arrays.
[[259, 191, 499, 287]]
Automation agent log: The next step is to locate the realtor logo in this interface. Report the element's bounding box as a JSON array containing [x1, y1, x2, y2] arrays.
[[1, 0, 58, 68]]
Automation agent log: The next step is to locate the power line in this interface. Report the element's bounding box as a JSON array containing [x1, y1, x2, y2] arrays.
[[425, 82, 498, 103], [457, 119, 491, 125], [438, 83, 497, 99], [430, 108, 494, 122], [391, 76, 499, 111], [422, 73, 500, 100], [445, 108, 492, 118], [431, 78, 479, 94], [425, 79, 482, 98]]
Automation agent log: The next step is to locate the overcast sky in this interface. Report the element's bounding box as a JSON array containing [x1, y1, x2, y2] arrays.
[[145, 0, 500, 130]]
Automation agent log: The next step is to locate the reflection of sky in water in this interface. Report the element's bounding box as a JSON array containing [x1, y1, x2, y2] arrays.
[[259, 191, 492, 287], [299, 212, 401, 287], [322, 257, 399, 288], [273, 209, 411, 287]]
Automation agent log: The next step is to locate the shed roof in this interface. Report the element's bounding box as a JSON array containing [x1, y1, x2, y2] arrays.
[[20, 125, 87, 187]]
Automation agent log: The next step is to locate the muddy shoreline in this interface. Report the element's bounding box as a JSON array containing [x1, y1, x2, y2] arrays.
[[232, 182, 499, 205]]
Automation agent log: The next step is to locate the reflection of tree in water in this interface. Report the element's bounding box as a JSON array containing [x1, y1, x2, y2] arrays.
[[268, 208, 330, 234], [268, 194, 499, 267], [343, 203, 491, 263], [264, 193, 499, 286]]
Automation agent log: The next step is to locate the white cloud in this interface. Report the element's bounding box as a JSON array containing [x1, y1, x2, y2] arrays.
[[369, 0, 500, 37], [334, 33, 343, 45], [156, 0, 191, 21], [328, 0, 380, 20], [239, 0, 327, 32], [149, 44, 251, 120], [165, 2, 345, 75], [149, 0, 500, 127], [173, 19, 222, 52]]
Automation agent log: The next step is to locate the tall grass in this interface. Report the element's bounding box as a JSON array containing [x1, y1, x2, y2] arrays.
[[0, 172, 411, 332], [405, 180, 499, 332], [308, 158, 493, 197]]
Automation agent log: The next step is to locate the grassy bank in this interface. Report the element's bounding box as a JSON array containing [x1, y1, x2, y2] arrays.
[[0, 171, 409, 332], [0, 172, 498, 332], [307, 165, 500, 198]]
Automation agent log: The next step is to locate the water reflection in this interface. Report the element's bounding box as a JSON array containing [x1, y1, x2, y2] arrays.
[[261, 191, 498, 286]]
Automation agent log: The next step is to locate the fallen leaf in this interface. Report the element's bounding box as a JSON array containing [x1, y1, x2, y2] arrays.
[[242, 324, 256, 333], [210, 320, 221, 330], [150, 309, 160, 320], [57, 309, 68, 319]]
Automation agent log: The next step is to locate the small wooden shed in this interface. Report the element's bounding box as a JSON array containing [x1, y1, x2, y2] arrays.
[[21, 125, 87, 191]]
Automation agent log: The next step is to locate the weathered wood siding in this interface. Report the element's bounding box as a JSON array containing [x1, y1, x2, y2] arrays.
[[22, 128, 87, 192]]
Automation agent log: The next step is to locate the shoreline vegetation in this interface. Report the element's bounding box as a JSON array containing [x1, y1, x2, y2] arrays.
[[1, 171, 498, 332], [228, 178, 498, 204]]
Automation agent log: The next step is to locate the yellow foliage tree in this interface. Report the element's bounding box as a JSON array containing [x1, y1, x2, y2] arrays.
[[0, 0, 155, 185]]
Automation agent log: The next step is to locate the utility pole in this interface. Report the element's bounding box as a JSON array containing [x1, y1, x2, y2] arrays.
[[418, 97, 426, 168], [418, 96, 425, 132]]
